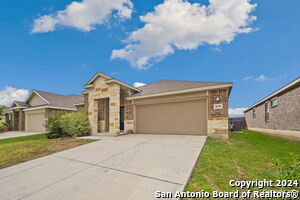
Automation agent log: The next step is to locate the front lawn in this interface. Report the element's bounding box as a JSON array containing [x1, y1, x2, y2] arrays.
[[186, 130, 300, 193], [0, 134, 95, 169]]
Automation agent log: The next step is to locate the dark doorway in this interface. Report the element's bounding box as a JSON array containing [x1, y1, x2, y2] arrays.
[[105, 98, 109, 132], [97, 98, 110, 133], [120, 106, 125, 131]]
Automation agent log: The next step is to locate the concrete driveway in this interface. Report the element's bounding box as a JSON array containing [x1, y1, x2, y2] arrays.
[[0, 131, 43, 140], [0, 134, 206, 200]]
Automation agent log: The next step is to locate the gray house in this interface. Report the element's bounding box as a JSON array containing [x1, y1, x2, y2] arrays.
[[244, 77, 300, 140]]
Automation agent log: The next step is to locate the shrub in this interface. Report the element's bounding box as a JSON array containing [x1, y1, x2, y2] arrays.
[[0, 122, 7, 129], [59, 112, 91, 137], [46, 114, 64, 137], [274, 153, 300, 190], [45, 112, 91, 139], [0, 116, 4, 120], [46, 132, 61, 139], [0, 122, 8, 132]]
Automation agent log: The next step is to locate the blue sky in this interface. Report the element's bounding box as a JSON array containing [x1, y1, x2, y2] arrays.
[[0, 0, 299, 115]]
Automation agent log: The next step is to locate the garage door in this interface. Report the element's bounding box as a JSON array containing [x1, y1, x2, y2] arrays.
[[136, 99, 207, 135], [25, 110, 46, 132]]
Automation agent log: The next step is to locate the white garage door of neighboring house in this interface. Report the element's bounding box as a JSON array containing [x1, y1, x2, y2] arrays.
[[25, 110, 46, 132], [135, 99, 207, 135]]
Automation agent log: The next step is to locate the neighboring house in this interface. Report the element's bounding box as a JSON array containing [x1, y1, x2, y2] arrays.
[[244, 77, 300, 140], [7, 90, 84, 132], [82, 72, 232, 138]]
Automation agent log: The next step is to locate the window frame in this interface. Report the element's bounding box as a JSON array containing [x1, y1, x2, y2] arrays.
[[252, 108, 256, 118], [271, 98, 278, 107], [265, 102, 270, 123]]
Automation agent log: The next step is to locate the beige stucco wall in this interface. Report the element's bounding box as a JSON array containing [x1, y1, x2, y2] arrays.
[[28, 93, 47, 107], [25, 109, 46, 132]]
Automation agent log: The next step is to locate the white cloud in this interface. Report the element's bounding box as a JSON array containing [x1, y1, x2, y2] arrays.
[[133, 82, 146, 87], [243, 76, 253, 80], [0, 86, 29, 107], [112, 0, 257, 69], [278, 74, 287, 79], [32, 0, 133, 33], [255, 74, 270, 82], [229, 107, 247, 116]]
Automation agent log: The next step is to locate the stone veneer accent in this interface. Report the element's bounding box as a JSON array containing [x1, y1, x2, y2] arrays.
[[207, 89, 229, 138], [84, 94, 89, 110], [87, 76, 120, 135], [123, 90, 134, 132]]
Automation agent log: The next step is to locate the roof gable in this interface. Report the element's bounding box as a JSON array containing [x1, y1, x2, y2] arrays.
[[33, 90, 84, 110], [84, 72, 141, 92], [25, 90, 50, 105], [11, 102, 19, 108], [85, 72, 113, 86], [10, 101, 30, 109], [27, 92, 48, 107]]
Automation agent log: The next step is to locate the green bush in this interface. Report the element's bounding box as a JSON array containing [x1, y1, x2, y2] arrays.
[[45, 112, 91, 139], [274, 153, 300, 190], [0, 122, 8, 129], [46, 132, 61, 139], [0, 116, 4, 120], [46, 114, 64, 137], [59, 112, 91, 137], [0, 122, 8, 132]]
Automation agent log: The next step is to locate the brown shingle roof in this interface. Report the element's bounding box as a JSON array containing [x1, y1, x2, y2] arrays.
[[14, 101, 30, 108], [131, 80, 232, 97], [34, 90, 83, 110]]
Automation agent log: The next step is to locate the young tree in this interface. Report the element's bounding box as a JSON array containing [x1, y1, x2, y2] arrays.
[[0, 105, 8, 116]]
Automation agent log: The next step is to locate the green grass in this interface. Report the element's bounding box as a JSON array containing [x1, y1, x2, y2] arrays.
[[0, 134, 95, 169], [185, 130, 300, 194]]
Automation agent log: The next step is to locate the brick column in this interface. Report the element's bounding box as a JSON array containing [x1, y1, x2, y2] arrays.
[[207, 89, 229, 138], [19, 111, 25, 131]]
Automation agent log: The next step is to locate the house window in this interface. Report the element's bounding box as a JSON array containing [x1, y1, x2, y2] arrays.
[[253, 108, 256, 118], [265, 102, 270, 122], [271, 98, 278, 107]]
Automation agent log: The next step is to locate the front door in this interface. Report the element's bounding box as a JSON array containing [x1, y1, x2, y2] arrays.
[[120, 106, 124, 131]]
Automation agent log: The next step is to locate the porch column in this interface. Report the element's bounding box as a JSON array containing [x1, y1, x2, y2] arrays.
[[12, 110, 18, 131], [19, 110, 25, 131], [108, 84, 120, 135], [90, 99, 98, 134]]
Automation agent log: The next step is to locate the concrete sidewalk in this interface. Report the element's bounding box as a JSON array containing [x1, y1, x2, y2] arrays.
[[0, 131, 43, 140], [0, 134, 206, 200]]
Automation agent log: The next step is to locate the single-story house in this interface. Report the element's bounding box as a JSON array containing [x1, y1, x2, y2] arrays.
[[244, 77, 300, 140], [81, 72, 232, 138], [7, 72, 232, 138], [7, 90, 84, 132]]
